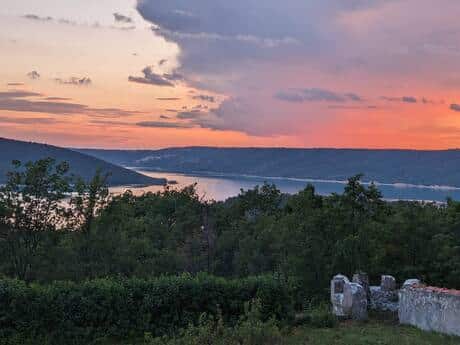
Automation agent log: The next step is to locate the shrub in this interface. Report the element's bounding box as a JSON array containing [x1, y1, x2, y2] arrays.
[[294, 301, 338, 329], [0, 274, 293, 344], [145, 299, 285, 345]]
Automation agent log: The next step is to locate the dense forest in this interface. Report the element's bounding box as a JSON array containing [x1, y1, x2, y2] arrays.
[[1, 157, 459, 291], [1, 158, 460, 343], [78, 146, 460, 186]]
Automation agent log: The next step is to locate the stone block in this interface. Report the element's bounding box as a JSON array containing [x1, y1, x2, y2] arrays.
[[344, 282, 368, 320], [353, 272, 370, 300], [381, 275, 396, 291], [331, 274, 350, 317]]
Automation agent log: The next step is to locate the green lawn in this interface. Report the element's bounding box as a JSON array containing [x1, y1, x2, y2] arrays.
[[287, 321, 460, 345]]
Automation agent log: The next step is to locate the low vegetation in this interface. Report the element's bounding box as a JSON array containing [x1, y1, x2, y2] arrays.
[[0, 275, 291, 343]]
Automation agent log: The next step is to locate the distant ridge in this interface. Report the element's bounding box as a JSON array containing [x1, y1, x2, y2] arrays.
[[77, 146, 460, 187], [0, 138, 166, 186]]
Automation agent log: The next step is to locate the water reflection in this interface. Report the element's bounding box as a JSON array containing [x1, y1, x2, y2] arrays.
[[108, 171, 460, 202]]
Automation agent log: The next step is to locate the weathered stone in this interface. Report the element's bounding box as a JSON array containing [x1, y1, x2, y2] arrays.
[[402, 279, 421, 288], [353, 272, 370, 301], [344, 282, 368, 320], [369, 286, 399, 312], [331, 274, 350, 317], [381, 275, 396, 291], [399, 285, 460, 337]]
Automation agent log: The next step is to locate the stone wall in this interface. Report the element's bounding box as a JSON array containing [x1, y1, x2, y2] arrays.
[[331, 273, 397, 320], [399, 283, 460, 337], [331, 273, 460, 337]]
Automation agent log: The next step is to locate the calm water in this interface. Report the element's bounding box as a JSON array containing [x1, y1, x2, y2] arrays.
[[108, 170, 460, 202]]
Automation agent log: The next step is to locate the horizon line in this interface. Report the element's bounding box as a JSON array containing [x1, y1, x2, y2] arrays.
[[2, 136, 460, 152]]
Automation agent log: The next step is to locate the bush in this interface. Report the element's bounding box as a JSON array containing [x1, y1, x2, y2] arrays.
[[145, 299, 285, 345], [294, 302, 337, 329], [0, 274, 293, 344]]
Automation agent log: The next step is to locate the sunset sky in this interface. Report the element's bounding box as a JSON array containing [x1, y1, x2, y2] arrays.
[[1, 0, 460, 149]]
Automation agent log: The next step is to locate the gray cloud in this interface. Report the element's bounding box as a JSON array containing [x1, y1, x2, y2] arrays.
[[45, 97, 72, 101], [113, 13, 133, 23], [157, 97, 181, 101], [0, 91, 42, 98], [23, 14, 53, 22], [27, 71, 40, 80], [192, 94, 216, 103], [402, 96, 417, 103], [176, 110, 204, 119], [160, 115, 171, 119], [7, 83, 24, 86], [382, 96, 418, 103], [23, 13, 133, 31], [136, 121, 193, 128], [54, 77, 92, 86], [0, 116, 59, 125], [128, 66, 175, 87], [275, 88, 362, 103], [0, 90, 137, 117], [90, 119, 130, 126], [450, 104, 460, 112], [135, 0, 460, 137]]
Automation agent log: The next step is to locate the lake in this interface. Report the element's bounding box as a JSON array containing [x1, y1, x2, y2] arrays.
[[108, 170, 460, 202]]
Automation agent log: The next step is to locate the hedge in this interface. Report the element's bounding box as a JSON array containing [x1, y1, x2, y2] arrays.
[[0, 274, 293, 343]]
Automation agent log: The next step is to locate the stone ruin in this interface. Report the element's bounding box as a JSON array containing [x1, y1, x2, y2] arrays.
[[331, 273, 460, 337], [330, 274, 368, 320], [331, 273, 399, 320], [399, 281, 460, 337]]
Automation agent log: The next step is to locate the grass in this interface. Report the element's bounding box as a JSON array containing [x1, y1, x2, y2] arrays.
[[2, 319, 459, 345], [287, 321, 460, 345], [109, 320, 460, 345]]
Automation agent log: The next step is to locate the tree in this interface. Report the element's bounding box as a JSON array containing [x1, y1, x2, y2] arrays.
[[0, 158, 70, 281], [69, 170, 110, 235]]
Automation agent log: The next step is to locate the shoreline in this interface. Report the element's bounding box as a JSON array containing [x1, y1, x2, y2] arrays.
[[127, 167, 460, 192]]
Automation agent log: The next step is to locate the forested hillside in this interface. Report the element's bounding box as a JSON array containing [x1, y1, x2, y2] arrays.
[[0, 138, 166, 186], [78, 147, 460, 187]]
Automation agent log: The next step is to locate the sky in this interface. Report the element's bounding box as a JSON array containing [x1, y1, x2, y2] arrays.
[[1, 0, 460, 149]]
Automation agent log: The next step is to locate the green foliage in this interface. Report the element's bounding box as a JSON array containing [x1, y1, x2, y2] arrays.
[[0, 274, 292, 344], [0, 158, 71, 281], [144, 299, 284, 345], [2, 158, 460, 344], [301, 303, 338, 329]]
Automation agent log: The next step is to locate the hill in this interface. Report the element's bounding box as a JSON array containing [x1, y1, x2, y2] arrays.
[[0, 138, 166, 186], [77, 147, 460, 187]]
